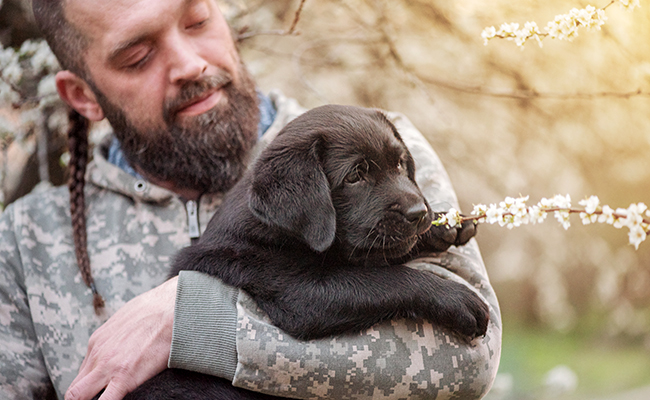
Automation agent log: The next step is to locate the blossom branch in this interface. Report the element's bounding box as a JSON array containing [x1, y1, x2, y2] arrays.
[[481, 0, 640, 48], [434, 195, 649, 250]]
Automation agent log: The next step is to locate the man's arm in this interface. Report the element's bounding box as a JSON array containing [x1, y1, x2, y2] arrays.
[[0, 205, 57, 399], [169, 113, 501, 399], [68, 110, 500, 400]]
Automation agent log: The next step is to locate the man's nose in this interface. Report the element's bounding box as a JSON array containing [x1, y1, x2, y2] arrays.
[[167, 34, 208, 83]]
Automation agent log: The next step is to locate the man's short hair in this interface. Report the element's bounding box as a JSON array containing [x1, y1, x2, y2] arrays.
[[32, 0, 89, 78]]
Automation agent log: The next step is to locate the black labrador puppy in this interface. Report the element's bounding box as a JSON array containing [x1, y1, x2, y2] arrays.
[[110, 105, 489, 400]]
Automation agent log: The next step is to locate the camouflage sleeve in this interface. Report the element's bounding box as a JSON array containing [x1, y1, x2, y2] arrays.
[[0, 205, 57, 399]]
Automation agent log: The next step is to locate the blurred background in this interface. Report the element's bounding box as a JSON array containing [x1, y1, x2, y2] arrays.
[[1, 0, 649, 398]]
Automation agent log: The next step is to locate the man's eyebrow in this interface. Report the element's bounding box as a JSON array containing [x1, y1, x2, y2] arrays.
[[107, 36, 150, 64]]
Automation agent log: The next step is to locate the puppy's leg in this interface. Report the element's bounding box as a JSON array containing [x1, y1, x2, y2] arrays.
[[259, 265, 489, 342]]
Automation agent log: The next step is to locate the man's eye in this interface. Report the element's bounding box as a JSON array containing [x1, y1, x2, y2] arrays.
[[188, 19, 209, 29], [121, 48, 152, 70], [124, 55, 150, 70]]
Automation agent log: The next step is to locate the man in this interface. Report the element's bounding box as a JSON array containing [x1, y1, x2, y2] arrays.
[[0, 0, 502, 399]]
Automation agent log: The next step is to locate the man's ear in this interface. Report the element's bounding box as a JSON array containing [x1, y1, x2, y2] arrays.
[[55, 70, 104, 121]]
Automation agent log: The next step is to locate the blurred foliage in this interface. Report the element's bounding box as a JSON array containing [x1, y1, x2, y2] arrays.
[[1, 0, 649, 395], [490, 317, 650, 399]]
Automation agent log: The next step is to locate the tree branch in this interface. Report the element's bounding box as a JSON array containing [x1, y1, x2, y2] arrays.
[[237, 0, 307, 41]]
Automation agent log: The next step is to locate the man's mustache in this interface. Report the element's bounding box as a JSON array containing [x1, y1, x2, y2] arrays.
[[163, 72, 233, 123]]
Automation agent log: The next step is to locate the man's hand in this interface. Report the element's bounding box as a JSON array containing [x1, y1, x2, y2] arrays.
[[65, 276, 178, 400]]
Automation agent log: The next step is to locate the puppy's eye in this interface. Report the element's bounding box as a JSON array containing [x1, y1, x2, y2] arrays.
[[345, 161, 368, 184], [345, 169, 362, 184], [397, 158, 408, 175]]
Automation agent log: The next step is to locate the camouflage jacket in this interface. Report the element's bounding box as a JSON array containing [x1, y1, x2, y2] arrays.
[[0, 91, 501, 400]]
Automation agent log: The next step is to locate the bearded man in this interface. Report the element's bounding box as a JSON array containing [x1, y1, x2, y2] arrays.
[[0, 0, 502, 399]]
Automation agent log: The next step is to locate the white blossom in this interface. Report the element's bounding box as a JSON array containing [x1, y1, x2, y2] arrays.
[[579, 195, 600, 214], [523, 21, 543, 47], [539, 197, 554, 210], [624, 203, 647, 229], [554, 210, 571, 230], [510, 196, 530, 226], [578, 195, 599, 224], [554, 194, 572, 209], [47, 107, 70, 133], [472, 204, 488, 222], [528, 205, 547, 224], [499, 22, 519, 37], [19, 39, 42, 56], [0, 80, 19, 107], [485, 204, 502, 225], [444, 208, 461, 228], [628, 202, 648, 215], [598, 205, 615, 224], [37, 74, 57, 98], [629, 226, 647, 250], [580, 212, 597, 225], [619, 0, 641, 11], [481, 26, 497, 45], [613, 208, 628, 229], [0, 46, 17, 69], [546, 6, 606, 41], [30, 42, 60, 74], [1, 61, 23, 85]]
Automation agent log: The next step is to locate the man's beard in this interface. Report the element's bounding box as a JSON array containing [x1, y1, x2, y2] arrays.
[[94, 63, 259, 195]]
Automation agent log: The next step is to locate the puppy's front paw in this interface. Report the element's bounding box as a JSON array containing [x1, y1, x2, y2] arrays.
[[419, 213, 477, 252], [433, 285, 490, 342]]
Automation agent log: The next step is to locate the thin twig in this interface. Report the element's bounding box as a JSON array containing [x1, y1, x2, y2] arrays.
[[288, 0, 307, 34], [237, 0, 307, 40], [414, 75, 650, 100], [602, 0, 617, 10]]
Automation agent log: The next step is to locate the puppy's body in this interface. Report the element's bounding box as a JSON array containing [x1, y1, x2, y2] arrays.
[[113, 105, 488, 400]]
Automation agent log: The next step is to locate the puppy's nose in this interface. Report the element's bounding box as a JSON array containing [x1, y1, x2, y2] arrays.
[[405, 202, 428, 224]]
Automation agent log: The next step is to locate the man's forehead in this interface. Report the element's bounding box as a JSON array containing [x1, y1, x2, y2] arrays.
[[64, 0, 197, 45]]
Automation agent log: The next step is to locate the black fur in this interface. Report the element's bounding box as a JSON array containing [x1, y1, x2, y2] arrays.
[[106, 105, 488, 400]]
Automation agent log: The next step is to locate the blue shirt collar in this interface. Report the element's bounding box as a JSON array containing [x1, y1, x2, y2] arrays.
[[107, 90, 277, 179]]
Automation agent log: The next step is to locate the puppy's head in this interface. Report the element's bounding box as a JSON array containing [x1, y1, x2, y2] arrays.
[[248, 105, 432, 261]]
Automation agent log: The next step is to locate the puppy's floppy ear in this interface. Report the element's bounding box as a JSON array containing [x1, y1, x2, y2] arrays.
[[248, 136, 336, 252]]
